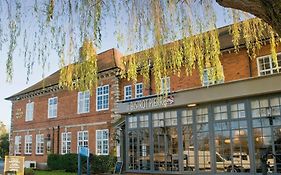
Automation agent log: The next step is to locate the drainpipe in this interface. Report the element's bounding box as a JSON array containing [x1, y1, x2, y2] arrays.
[[248, 56, 253, 77], [57, 126, 60, 154], [52, 127, 55, 154], [149, 60, 153, 95]]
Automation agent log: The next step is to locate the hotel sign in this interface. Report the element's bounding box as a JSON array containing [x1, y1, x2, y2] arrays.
[[4, 156, 25, 175], [128, 95, 174, 111]]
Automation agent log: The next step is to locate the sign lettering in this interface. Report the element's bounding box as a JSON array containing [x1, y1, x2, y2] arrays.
[[128, 96, 174, 111], [4, 156, 25, 175]]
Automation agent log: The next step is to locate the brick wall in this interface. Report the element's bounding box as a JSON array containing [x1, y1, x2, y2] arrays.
[[10, 73, 118, 164], [119, 44, 281, 99]]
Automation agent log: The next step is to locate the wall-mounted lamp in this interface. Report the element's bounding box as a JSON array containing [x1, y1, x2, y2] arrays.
[[187, 103, 197, 107]]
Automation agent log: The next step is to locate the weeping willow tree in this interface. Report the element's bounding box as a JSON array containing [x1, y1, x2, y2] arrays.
[[0, 0, 280, 93]]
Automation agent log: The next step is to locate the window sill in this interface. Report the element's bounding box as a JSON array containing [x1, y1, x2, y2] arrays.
[[77, 111, 90, 115], [35, 154, 44, 156], [96, 108, 109, 112], [48, 116, 57, 119]]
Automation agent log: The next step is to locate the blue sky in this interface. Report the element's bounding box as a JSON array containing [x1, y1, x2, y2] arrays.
[[0, 1, 232, 131]]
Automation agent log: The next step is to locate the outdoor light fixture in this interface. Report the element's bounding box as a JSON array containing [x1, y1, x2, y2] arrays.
[[187, 103, 197, 107]]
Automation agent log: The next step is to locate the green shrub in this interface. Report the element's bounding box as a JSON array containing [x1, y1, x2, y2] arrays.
[[47, 153, 116, 174], [47, 154, 63, 170], [63, 154, 79, 172], [24, 168, 35, 175], [90, 155, 117, 174]]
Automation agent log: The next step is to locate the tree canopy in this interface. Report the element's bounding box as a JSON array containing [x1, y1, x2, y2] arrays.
[[0, 0, 280, 93]]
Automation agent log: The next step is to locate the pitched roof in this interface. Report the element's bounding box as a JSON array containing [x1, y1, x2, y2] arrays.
[[6, 48, 123, 101]]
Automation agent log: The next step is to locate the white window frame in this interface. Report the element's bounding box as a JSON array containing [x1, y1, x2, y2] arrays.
[[96, 85, 109, 111], [202, 67, 224, 87], [77, 131, 89, 152], [77, 90, 90, 114], [25, 102, 34, 121], [135, 83, 143, 98], [24, 135, 32, 155], [36, 134, 44, 155], [124, 85, 132, 100], [161, 77, 170, 94], [96, 129, 109, 155], [14, 136, 21, 154], [48, 97, 58, 118], [61, 132, 71, 155], [257, 53, 281, 76]]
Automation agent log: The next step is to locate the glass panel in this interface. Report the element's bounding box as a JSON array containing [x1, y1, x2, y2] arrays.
[[214, 105, 228, 121], [231, 103, 245, 119], [167, 127, 179, 171], [139, 115, 149, 128], [182, 124, 195, 172], [128, 131, 138, 170], [214, 122, 231, 172], [154, 128, 165, 171], [153, 113, 164, 127], [182, 110, 193, 125], [139, 129, 150, 170]]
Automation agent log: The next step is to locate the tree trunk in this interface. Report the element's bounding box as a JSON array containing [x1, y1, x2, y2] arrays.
[[216, 0, 281, 36]]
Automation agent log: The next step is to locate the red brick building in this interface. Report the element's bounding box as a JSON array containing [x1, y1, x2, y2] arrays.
[[6, 25, 281, 174], [116, 27, 281, 174], [6, 49, 123, 169]]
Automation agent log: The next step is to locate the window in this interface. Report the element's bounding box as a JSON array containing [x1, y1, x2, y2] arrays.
[[214, 105, 228, 120], [161, 77, 170, 93], [135, 83, 143, 98], [25, 102, 34, 121], [139, 115, 149, 128], [61, 132, 71, 154], [231, 103, 246, 119], [202, 68, 224, 87], [257, 54, 281, 76], [48, 97, 57, 118], [124, 85, 132, 100], [78, 91, 90, 114], [36, 134, 44, 154], [182, 110, 193, 125], [77, 131, 88, 152], [96, 85, 109, 111], [14, 136, 21, 154], [24, 135, 32, 154], [128, 116, 137, 129], [153, 112, 164, 127], [96, 129, 109, 155]]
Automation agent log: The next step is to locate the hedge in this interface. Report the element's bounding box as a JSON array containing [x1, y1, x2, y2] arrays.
[[47, 154, 116, 173]]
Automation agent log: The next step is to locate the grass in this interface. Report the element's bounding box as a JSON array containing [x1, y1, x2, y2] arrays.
[[34, 170, 76, 175]]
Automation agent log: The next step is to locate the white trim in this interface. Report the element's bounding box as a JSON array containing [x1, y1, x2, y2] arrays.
[[124, 85, 132, 100], [77, 130, 89, 153], [25, 102, 34, 121], [14, 136, 21, 154], [96, 85, 110, 111], [48, 97, 58, 118], [135, 83, 143, 98], [95, 129, 109, 155], [61, 132, 71, 155], [202, 67, 224, 87], [35, 134, 44, 155], [257, 53, 281, 76], [24, 135, 32, 155], [77, 90, 90, 114], [161, 77, 170, 93]]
